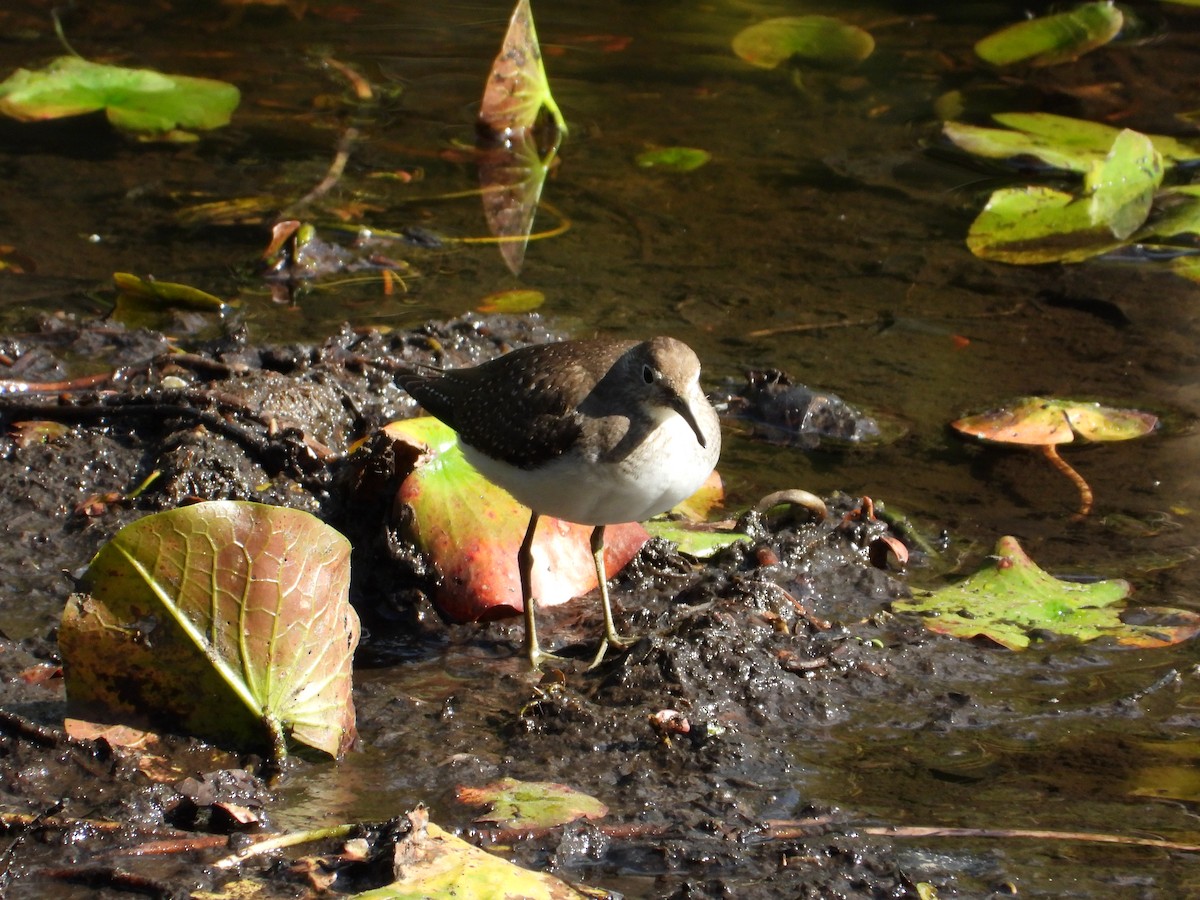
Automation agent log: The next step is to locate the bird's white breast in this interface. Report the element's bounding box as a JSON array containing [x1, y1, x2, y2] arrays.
[[462, 410, 719, 526]]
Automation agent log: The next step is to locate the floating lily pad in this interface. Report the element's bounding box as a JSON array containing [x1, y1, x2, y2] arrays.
[[732, 16, 875, 70], [964, 127, 1162, 263], [1135, 185, 1200, 243], [943, 113, 1200, 173], [635, 146, 712, 172], [974, 1, 1123, 67], [456, 777, 608, 829], [59, 501, 359, 761], [895, 536, 1200, 650], [952, 396, 1158, 517], [953, 397, 1158, 446], [966, 185, 1126, 264], [0, 56, 239, 139]]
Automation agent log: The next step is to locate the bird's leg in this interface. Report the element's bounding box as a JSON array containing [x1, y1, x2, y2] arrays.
[[587, 524, 633, 669], [519, 512, 566, 668]]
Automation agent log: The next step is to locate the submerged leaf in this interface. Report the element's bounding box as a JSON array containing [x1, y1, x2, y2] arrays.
[[0, 56, 239, 137], [974, 1, 1123, 67], [635, 146, 712, 172], [60, 502, 358, 760], [476, 288, 545, 314], [457, 778, 608, 829], [895, 536, 1200, 649], [732, 16, 874, 70]]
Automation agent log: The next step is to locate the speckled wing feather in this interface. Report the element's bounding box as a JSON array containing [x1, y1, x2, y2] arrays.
[[394, 340, 637, 470]]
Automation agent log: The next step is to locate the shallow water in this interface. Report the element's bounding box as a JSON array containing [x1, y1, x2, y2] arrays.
[[2, 0, 1199, 895]]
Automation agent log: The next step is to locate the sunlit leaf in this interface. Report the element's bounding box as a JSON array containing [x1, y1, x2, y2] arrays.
[[1135, 185, 1200, 242], [952, 397, 1158, 446], [635, 146, 712, 172], [732, 16, 875, 70], [10, 420, 71, 448], [0, 56, 239, 137], [974, 1, 1123, 67], [351, 809, 587, 900], [383, 418, 648, 622], [456, 777, 608, 829], [113, 273, 229, 310], [1085, 129, 1162, 238], [943, 114, 1200, 173], [476, 288, 545, 313], [643, 520, 746, 559], [952, 398, 1157, 517], [478, 102, 561, 275], [1169, 255, 1200, 284], [895, 536, 1200, 649], [478, 0, 565, 136], [966, 185, 1126, 264], [59, 501, 359, 760], [671, 468, 724, 522]]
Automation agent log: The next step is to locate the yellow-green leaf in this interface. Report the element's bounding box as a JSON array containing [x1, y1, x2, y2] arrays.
[[0, 56, 239, 137], [895, 536, 1200, 649], [732, 16, 874, 70], [975, 1, 1123, 67], [60, 501, 359, 760]]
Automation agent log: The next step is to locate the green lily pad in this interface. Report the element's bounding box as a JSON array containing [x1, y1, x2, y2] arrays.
[[456, 777, 608, 829], [974, 1, 1123, 67], [966, 184, 1126, 264], [0, 56, 240, 138], [732, 16, 874, 70], [59, 501, 359, 761], [635, 146, 712, 172], [943, 113, 1200, 173], [1085, 129, 1162, 239], [894, 536, 1200, 650], [1135, 185, 1200, 242]]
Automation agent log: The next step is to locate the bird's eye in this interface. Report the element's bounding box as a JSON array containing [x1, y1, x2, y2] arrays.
[[642, 365, 655, 385]]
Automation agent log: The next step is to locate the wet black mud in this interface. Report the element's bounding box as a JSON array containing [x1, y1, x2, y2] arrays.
[[2, 315, 1190, 899]]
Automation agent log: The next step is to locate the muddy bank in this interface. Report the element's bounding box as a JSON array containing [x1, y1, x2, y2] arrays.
[[0, 315, 1186, 899]]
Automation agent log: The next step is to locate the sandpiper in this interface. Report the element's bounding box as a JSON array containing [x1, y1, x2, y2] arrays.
[[394, 336, 721, 667]]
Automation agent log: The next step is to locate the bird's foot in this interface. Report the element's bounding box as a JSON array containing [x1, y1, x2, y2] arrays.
[[526, 642, 571, 670], [586, 630, 637, 670]]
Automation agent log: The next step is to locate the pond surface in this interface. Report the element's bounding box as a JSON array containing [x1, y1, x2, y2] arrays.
[[2, 0, 1199, 896]]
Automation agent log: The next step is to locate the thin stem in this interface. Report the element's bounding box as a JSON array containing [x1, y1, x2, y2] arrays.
[[1041, 444, 1093, 518]]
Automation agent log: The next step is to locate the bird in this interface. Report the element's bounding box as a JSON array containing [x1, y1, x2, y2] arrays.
[[392, 336, 721, 668]]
